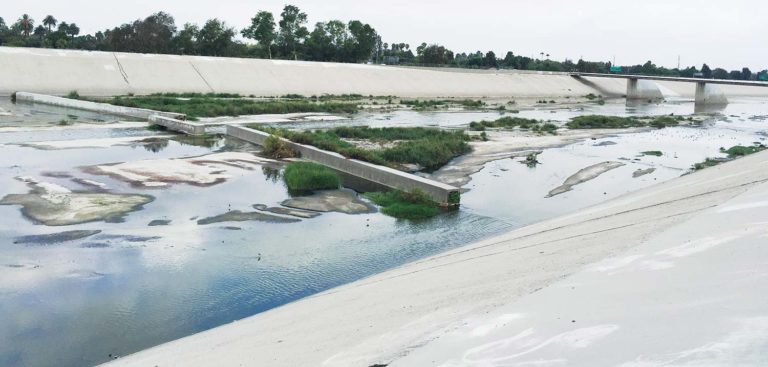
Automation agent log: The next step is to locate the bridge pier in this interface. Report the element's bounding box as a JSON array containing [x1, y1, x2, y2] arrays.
[[695, 82, 728, 107], [626, 78, 664, 101]]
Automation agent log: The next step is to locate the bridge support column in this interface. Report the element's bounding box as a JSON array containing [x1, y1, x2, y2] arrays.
[[695, 82, 728, 106], [626, 78, 664, 101]]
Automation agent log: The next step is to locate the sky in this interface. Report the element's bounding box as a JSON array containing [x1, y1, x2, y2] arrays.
[[2, 0, 765, 71]]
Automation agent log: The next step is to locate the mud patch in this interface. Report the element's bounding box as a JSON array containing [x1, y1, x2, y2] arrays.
[[0, 177, 153, 226], [197, 210, 300, 225], [13, 230, 102, 245], [633, 168, 656, 178], [148, 219, 172, 226], [281, 189, 377, 214], [547, 161, 625, 197], [253, 204, 321, 219], [84, 152, 277, 188]]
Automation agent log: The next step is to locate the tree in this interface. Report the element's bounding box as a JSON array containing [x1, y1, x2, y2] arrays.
[[134, 12, 176, 53], [346, 20, 377, 63], [18, 14, 34, 37], [278, 5, 309, 60], [701, 63, 712, 78], [485, 51, 498, 68], [741, 67, 752, 80], [712, 68, 728, 79], [43, 15, 57, 32], [729, 70, 743, 80], [66, 23, 80, 38], [197, 18, 235, 56], [173, 23, 199, 55], [242, 11, 276, 59]]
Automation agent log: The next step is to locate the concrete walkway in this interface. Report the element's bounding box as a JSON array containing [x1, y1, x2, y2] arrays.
[[102, 150, 768, 367]]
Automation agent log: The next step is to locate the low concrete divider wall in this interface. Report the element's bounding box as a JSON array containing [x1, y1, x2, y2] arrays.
[[227, 125, 460, 204], [148, 115, 206, 135], [14, 92, 185, 120]]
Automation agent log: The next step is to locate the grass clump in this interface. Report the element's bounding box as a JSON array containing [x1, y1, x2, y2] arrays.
[[253, 126, 470, 171], [641, 151, 663, 157], [100, 95, 358, 119], [566, 115, 644, 129], [150, 92, 242, 98], [66, 90, 80, 99], [692, 158, 724, 170], [649, 116, 681, 129], [365, 189, 441, 220], [283, 162, 340, 194], [469, 117, 557, 135], [721, 144, 766, 157], [400, 99, 486, 110], [262, 134, 296, 159]]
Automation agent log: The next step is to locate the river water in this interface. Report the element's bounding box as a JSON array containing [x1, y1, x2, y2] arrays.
[[0, 98, 766, 366]]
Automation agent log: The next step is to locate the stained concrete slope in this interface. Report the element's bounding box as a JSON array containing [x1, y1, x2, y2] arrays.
[[100, 149, 768, 367], [393, 167, 768, 366], [4, 46, 768, 98]]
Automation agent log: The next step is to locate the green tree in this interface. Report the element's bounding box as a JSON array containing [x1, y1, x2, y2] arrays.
[[173, 23, 199, 55], [485, 51, 498, 68], [18, 14, 34, 37], [197, 18, 235, 56], [741, 67, 752, 80], [701, 63, 712, 78], [242, 11, 276, 59], [278, 5, 309, 60], [712, 68, 729, 79], [728, 70, 742, 80], [346, 20, 377, 62], [43, 15, 57, 32]]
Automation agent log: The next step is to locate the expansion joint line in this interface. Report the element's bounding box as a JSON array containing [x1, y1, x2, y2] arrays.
[[190, 62, 215, 93], [112, 53, 130, 86]]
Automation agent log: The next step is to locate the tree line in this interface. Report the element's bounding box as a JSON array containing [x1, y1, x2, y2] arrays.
[[0, 8, 765, 81]]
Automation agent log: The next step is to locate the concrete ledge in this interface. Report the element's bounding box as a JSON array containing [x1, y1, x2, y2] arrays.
[[149, 115, 206, 135], [13, 92, 185, 120], [226, 125, 460, 204]]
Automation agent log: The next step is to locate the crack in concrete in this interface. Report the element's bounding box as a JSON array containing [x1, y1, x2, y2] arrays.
[[190, 61, 215, 93], [112, 53, 130, 86]]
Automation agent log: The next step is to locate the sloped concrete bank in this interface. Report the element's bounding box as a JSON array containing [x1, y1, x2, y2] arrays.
[[4, 47, 768, 98], [227, 125, 459, 204], [101, 146, 768, 367]]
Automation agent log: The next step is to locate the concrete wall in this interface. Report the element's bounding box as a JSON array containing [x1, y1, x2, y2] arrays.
[[148, 115, 205, 135], [14, 92, 185, 120], [226, 125, 459, 204], [2, 47, 767, 99]]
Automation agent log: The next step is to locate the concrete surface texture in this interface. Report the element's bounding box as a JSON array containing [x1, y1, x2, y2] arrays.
[[100, 148, 768, 366], [14, 92, 184, 120], [226, 125, 459, 204], [626, 79, 664, 101], [3, 47, 768, 98]]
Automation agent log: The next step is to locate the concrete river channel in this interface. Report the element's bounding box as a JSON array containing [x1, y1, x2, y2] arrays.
[[1, 96, 767, 366]]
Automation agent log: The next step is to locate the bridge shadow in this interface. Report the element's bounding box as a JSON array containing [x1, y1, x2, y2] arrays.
[[570, 75, 624, 98]]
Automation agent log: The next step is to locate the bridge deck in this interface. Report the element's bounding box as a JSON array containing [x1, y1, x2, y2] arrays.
[[571, 72, 768, 87]]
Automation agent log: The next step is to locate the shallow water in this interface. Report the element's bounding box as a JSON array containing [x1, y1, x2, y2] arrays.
[[1, 97, 767, 367]]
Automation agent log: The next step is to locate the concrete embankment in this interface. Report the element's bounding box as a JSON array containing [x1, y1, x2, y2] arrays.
[[4, 47, 768, 98], [101, 148, 768, 366], [14, 92, 183, 120], [227, 125, 459, 204], [14, 92, 206, 135]]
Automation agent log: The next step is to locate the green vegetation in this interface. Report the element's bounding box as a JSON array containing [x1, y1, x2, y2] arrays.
[[692, 158, 724, 171], [566, 115, 644, 129], [262, 134, 295, 159], [99, 95, 358, 119], [365, 189, 441, 220], [469, 116, 558, 135], [66, 90, 80, 99], [253, 126, 470, 171], [692, 144, 766, 170], [641, 151, 663, 157], [148, 92, 242, 98], [566, 115, 681, 129], [585, 93, 599, 100], [400, 99, 486, 110], [283, 162, 340, 194], [721, 144, 766, 157]]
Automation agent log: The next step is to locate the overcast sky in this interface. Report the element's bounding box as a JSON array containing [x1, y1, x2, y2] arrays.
[[3, 0, 765, 70]]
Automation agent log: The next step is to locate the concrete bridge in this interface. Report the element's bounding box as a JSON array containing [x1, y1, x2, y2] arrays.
[[571, 72, 768, 106]]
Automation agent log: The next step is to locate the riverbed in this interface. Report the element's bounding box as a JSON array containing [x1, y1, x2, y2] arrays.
[[1, 97, 766, 367]]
